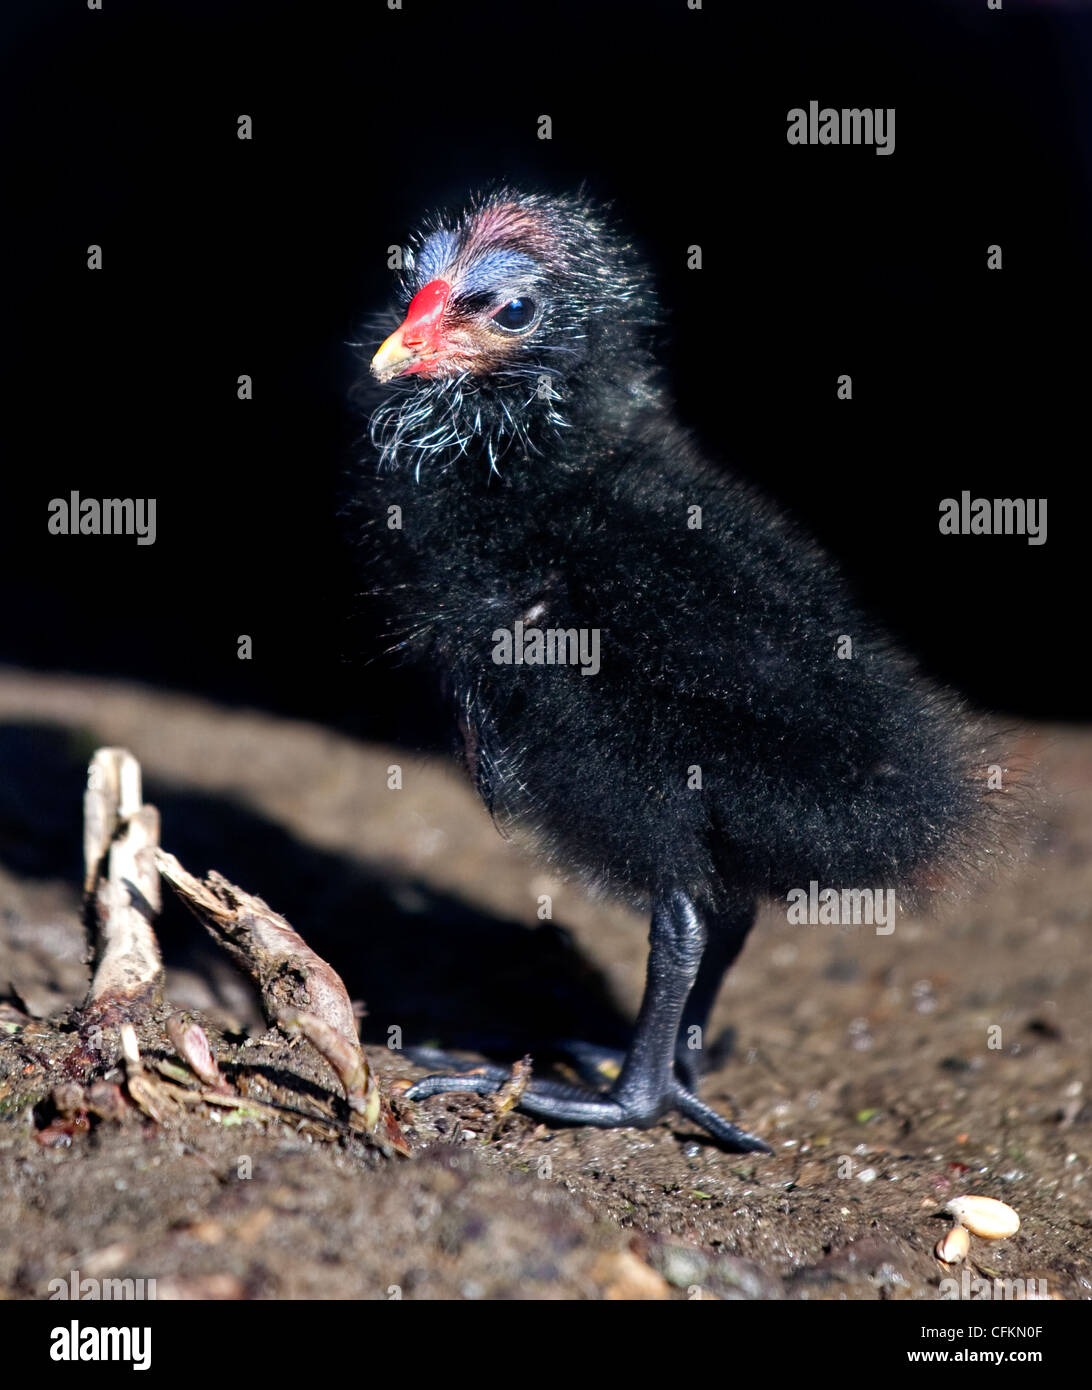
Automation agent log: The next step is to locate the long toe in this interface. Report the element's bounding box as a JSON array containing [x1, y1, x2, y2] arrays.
[[404, 1052, 771, 1152], [403, 1058, 514, 1099], [671, 1085, 773, 1153], [405, 1067, 631, 1126]]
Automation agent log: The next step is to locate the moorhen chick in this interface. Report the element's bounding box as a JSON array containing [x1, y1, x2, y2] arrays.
[[350, 188, 1007, 1151]]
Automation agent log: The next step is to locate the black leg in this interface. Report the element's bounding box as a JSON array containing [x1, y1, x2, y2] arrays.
[[608, 888, 707, 1122], [543, 895, 756, 1092], [674, 896, 757, 1087], [405, 887, 770, 1152]]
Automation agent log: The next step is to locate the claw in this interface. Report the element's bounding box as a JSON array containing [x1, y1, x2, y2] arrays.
[[403, 1046, 770, 1152]]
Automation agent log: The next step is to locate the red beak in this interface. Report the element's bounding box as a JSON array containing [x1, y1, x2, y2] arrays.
[[371, 279, 452, 381]]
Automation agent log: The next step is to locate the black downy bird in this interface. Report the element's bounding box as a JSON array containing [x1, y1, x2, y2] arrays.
[[351, 188, 1011, 1151]]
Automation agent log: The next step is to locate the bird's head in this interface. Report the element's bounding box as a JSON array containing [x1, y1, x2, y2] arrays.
[[362, 188, 658, 474]]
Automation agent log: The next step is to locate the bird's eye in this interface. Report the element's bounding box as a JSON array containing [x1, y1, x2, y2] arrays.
[[490, 297, 539, 334]]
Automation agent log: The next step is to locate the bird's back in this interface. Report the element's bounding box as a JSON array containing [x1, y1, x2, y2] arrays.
[[361, 410, 1005, 915]]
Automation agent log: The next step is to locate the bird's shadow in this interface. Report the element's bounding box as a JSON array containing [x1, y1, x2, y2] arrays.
[[0, 720, 632, 1060]]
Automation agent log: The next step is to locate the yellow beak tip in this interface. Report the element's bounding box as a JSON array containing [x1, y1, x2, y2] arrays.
[[371, 330, 422, 383]]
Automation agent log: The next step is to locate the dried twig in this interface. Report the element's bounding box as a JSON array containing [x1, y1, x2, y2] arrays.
[[119, 1023, 175, 1123], [83, 749, 163, 1011], [121, 1024, 336, 1137], [275, 1009, 410, 1154], [492, 1055, 533, 1118], [155, 850, 411, 1156]]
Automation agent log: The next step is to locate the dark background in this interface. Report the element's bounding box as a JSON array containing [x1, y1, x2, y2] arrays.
[[2, 0, 1090, 742]]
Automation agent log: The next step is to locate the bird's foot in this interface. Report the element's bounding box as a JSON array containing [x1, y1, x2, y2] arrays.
[[403, 1043, 771, 1153]]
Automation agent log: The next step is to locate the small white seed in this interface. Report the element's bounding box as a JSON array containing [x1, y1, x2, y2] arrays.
[[935, 1225, 970, 1264], [119, 1023, 141, 1066], [945, 1195, 1020, 1239]]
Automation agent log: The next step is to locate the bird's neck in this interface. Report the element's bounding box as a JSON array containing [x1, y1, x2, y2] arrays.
[[367, 328, 661, 483]]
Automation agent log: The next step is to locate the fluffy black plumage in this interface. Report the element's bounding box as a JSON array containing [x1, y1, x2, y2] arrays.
[[347, 187, 1017, 1146]]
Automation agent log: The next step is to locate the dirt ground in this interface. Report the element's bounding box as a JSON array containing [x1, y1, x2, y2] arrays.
[[0, 666, 1089, 1301]]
